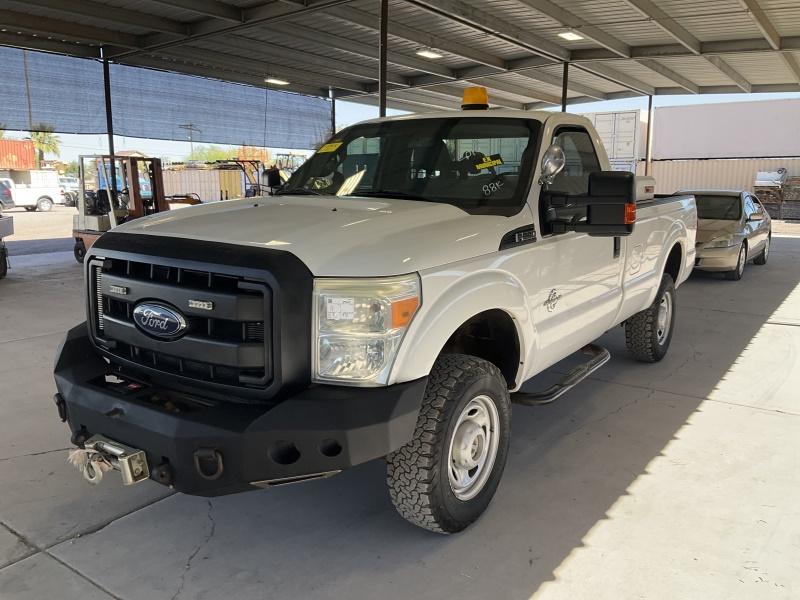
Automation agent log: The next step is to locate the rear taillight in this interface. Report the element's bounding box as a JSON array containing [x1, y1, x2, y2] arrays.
[[1, 188, 10, 199]]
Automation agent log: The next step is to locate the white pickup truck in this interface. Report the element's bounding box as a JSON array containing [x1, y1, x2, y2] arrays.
[[54, 93, 697, 534], [0, 169, 62, 212]]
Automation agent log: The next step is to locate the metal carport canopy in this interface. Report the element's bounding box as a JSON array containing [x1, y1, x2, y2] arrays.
[[0, 0, 799, 113]]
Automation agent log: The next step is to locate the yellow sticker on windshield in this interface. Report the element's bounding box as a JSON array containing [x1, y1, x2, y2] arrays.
[[318, 141, 343, 153], [475, 154, 504, 170]]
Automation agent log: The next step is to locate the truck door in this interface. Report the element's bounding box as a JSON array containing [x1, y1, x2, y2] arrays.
[[529, 125, 624, 365]]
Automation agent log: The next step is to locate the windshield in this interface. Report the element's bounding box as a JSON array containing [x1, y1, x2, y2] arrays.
[[694, 194, 742, 220], [280, 117, 541, 215]]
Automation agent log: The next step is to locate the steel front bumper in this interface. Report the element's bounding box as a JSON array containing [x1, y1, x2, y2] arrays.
[[54, 323, 426, 496], [694, 243, 741, 272]]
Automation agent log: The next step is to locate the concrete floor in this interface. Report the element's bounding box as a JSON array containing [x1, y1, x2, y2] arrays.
[[1, 234, 799, 599]]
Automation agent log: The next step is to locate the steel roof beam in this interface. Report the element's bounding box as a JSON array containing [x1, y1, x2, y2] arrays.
[[570, 36, 800, 61], [0, 9, 140, 48], [197, 36, 410, 86], [619, 0, 701, 54], [323, 6, 506, 70], [705, 55, 752, 92], [147, 0, 243, 23], [159, 46, 369, 92], [0, 33, 100, 58], [576, 62, 655, 95], [111, 0, 352, 59], [515, 0, 630, 58], [407, 73, 565, 104], [126, 54, 327, 96], [404, 0, 569, 62], [342, 94, 455, 113], [737, 0, 780, 50], [782, 54, 800, 85], [635, 58, 699, 93], [512, 69, 607, 100], [5, 0, 189, 36], [264, 27, 456, 79]]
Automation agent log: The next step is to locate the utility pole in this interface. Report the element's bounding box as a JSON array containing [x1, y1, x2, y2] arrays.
[[179, 123, 201, 158]]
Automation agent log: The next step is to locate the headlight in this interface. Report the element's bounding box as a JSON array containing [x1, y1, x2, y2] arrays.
[[313, 274, 421, 385], [706, 235, 736, 248]]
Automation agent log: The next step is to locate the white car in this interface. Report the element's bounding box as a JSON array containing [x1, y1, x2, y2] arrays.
[[54, 91, 697, 533]]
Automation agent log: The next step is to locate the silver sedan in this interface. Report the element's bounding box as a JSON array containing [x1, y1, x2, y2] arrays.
[[681, 189, 772, 281]]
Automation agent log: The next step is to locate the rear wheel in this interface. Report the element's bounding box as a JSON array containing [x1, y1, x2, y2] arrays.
[[387, 354, 511, 533], [725, 243, 747, 280], [753, 235, 770, 266], [36, 197, 53, 212], [0, 246, 7, 280], [625, 273, 676, 363]]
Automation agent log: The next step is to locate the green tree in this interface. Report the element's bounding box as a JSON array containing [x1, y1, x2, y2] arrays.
[[64, 160, 79, 177], [30, 128, 61, 167], [188, 145, 237, 162]]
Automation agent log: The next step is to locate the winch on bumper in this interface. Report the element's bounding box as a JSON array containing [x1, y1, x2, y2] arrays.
[[55, 323, 426, 496]]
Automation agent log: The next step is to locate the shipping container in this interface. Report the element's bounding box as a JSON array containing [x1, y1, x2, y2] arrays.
[[0, 140, 36, 170], [162, 169, 245, 202], [635, 158, 800, 194]]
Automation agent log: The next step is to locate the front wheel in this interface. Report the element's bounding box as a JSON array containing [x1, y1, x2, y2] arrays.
[[36, 197, 53, 212], [725, 243, 747, 280], [625, 273, 676, 363], [753, 235, 770, 266], [387, 354, 511, 533]]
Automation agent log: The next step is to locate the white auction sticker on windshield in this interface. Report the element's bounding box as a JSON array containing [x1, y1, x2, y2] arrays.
[[327, 297, 355, 321]]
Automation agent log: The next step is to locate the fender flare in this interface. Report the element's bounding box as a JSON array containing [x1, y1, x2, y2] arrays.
[[388, 269, 532, 388]]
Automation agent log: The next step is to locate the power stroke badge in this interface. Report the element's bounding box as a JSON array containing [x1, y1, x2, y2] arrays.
[[132, 303, 188, 338]]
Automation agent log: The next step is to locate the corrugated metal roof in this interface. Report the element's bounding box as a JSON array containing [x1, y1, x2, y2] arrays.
[[0, 0, 798, 113]]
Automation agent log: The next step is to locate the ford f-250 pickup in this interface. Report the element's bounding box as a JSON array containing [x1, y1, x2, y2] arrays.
[[54, 89, 697, 533]]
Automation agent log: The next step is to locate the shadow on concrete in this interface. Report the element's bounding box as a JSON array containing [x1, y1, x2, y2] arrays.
[[5, 237, 73, 256], [10, 238, 800, 600]]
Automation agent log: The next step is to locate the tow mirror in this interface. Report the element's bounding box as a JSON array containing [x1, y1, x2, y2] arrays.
[[539, 144, 565, 185], [549, 171, 637, 237]]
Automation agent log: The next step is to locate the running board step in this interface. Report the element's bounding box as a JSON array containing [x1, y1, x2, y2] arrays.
[[511, 344, 610, 406]]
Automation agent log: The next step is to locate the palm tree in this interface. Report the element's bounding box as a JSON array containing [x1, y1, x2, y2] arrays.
[[30, 128, 61, 167]]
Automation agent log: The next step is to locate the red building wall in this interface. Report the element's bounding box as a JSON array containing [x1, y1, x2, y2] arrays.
[[0, 140, 36, 170]]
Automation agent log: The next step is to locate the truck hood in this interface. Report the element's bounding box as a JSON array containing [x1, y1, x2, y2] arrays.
[[697, 219, 741, 243], [113, 196, 512, 276]]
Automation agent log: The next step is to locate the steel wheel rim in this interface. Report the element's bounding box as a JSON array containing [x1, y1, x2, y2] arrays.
[[738, 246, 746, 275], [656, 290, 672, 345], [448, 395, 500, 501], [41, 199, 52, 211]]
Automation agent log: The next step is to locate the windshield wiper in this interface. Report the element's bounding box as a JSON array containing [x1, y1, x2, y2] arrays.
[[356, 190, 429, 201]]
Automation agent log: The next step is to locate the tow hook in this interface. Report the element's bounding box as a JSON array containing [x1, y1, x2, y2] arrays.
[[68, 435, 150, 486]]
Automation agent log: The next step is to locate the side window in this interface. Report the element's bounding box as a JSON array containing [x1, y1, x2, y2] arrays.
[[547, 128, 601, 196]]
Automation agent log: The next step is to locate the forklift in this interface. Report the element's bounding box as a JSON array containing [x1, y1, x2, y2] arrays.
[[73, 155, 170, 263]]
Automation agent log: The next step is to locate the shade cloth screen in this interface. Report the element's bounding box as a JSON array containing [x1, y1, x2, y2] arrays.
[[0, 47, 331, 149]]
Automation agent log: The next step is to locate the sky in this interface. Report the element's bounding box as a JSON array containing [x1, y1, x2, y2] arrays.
[[4, 92, 800, 164]]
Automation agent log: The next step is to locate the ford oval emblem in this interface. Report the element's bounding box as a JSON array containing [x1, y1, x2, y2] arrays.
[[132, 303, 187, 339]]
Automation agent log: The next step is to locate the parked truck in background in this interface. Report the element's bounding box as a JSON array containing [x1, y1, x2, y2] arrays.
[[0, 169, 62, 212], [54, 88, 697, 534]]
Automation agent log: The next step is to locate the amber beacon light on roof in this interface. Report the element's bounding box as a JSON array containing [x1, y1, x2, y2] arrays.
[[461, 86, 489, 110]]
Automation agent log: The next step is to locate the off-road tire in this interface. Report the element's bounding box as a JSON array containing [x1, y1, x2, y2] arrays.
[[725, 243, 747, 280], [386, 354, 511, 534], [753, 235, 770, 266], [625, 273, 676, 363]]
